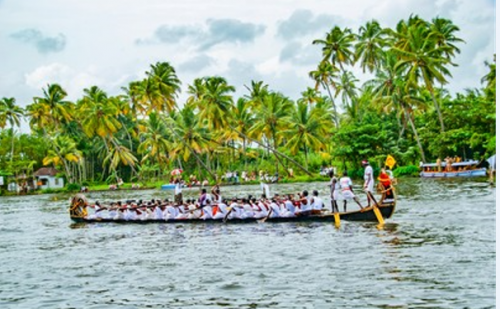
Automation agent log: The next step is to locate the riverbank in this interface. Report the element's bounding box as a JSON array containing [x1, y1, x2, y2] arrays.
[[0, 174, 331, 197]]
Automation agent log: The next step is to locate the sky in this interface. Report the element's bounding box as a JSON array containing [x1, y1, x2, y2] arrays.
[[0, 0, 496, 126]]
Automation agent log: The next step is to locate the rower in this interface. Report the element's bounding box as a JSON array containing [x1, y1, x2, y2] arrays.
[[295, 190, 312, 216], [311, 190, 324, 215]]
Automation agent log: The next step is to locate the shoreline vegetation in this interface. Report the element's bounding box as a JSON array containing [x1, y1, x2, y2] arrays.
[[0, 15, 495, 197]]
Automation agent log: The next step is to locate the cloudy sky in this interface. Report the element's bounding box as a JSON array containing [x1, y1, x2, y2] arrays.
[[0, 0, 496, 117]]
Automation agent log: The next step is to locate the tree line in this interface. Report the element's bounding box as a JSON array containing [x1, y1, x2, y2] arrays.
[[0, 15, 495, 187]]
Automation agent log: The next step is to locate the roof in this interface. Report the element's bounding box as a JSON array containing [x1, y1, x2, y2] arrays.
[[34, 167, 60, 177]]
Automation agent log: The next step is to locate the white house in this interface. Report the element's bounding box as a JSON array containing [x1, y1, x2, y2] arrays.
[[34, 167, 64, 190]]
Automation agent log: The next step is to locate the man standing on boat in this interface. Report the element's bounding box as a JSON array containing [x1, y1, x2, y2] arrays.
[[362, 160, 374, 207], [328, 169, 339, 213], [339, 171, 364, 212]]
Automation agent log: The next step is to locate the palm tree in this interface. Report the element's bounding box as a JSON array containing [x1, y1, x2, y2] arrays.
[[249, 92, 293, 173], [244, 80, 270, 107], [481, 54, 496, 91], [231, 98, 255, 169], [79, 86, 122, 140], [392, 20, 450, 133], [0, 97, 24, 161], [189, 76, 236, 131], [313, 26, 355, 72], [167, 106, 213, 179], [355, 20, 387, 73], [31, 83, 73, 133], [309, 61, 340, 126], [298, 87, 321, 105], [335, 71, 359, 120], [145, 62, 182, 113], [283, 101, 330, 169], [368, 52, 428, 162], [429, 17, 464, 62], [43, 135, 82, 183], [137, 112, 172, 174]]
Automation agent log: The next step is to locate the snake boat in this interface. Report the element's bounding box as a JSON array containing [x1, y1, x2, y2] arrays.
[[69, 194, 396, 224]]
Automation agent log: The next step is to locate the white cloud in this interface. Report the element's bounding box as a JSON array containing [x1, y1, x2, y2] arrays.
[[0, 0, 494, 108]]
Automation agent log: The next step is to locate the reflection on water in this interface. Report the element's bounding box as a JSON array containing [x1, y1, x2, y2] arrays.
[[0, 178, 495, 308]]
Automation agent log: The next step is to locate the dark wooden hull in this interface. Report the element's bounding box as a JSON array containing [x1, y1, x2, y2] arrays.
[[70, 201, 396, 224]]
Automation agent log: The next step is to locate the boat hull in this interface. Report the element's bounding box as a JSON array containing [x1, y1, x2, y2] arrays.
[[70, 201, 396, 224], [420, 168, 487, 178]]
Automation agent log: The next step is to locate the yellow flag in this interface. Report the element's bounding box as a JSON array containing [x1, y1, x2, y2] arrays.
[[385, 155, 396, 169]]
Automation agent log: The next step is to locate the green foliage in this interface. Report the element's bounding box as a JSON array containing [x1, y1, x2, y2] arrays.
[[65, 183, 81, 192], [393, 165, 420, 177]]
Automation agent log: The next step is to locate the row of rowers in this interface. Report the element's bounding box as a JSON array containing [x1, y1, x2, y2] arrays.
[[85, 189, 326, 221]]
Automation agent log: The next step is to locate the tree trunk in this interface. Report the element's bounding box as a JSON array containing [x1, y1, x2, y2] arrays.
[[303, 145, 308, 170], [230, 125, 313, 176], [243, 139, 247, 170], [322, 81, 339, 127], [10, 127, 15, 162], [430, 90, 445, 133], [404, 107, 426, 163]]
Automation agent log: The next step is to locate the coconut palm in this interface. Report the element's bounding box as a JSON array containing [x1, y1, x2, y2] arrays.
[[249, 92, 293, 173], [43, 135, 82, 183], [429, 17, 464, 62], [145, 62, 182, 113], [0, 97, 24, 161], [392, 19, 451, 133], [79, 86, 122, 139], [313, 26, 355, 72], [284, 101, 330, 169], [368, 52, 428, 162], [335, 71, 359, 120], [167, 106, 213, 178], [189, 76, 235, 131], [31, 83, 73, 132], [298, 87, 321, 105], [137, 112, 172, 173], [355, 20, 387, 73], [309, 61, 340, 126], [231, 98, 255, 169], [244, 80, 270, 107]]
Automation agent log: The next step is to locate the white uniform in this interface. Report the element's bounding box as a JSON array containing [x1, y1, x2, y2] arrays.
[[312, 196, 324, 210], [330, 176, 341, 201], [242, 203, 255, 218], [339, 177, 356, 200], [364, 165, 374, 193], [281, 200, 296, 217], [269, 202, 281, 218], [201, 205, 213, 220], [212, 203, 227, 220], [154, 206, 164, 220], [299, 197, 312, 212]]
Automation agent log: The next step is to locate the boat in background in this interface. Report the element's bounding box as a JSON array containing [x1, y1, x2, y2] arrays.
[[420, 160, 487, 178]]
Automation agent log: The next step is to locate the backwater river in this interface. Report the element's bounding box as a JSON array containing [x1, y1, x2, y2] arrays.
[[0, 178, 495, 308]]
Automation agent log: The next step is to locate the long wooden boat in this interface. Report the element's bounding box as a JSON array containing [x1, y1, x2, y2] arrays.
[[420, 160, 486, 178], [69, 194, 396, 224]]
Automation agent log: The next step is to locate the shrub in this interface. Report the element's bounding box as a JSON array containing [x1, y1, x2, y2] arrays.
[[393, 165, 420, 177]]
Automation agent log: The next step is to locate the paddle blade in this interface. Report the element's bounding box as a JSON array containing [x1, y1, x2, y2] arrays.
[[373, 206, 385, 225], [334, 212, 340, 228]]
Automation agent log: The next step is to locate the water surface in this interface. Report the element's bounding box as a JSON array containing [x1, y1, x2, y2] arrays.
[[0, 178, 495, 308]]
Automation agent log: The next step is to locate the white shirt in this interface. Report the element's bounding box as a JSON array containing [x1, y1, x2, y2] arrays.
[[174, 183, 182, 195], [364, 165, 374, 187], [312, 196, 324, 210]]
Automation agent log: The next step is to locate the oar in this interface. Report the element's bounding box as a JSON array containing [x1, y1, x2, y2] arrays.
[[258, 208, 273, 223], [330, 199, 340, 228], [367, 191, 384, 225], [223, 206, 233, 223]]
